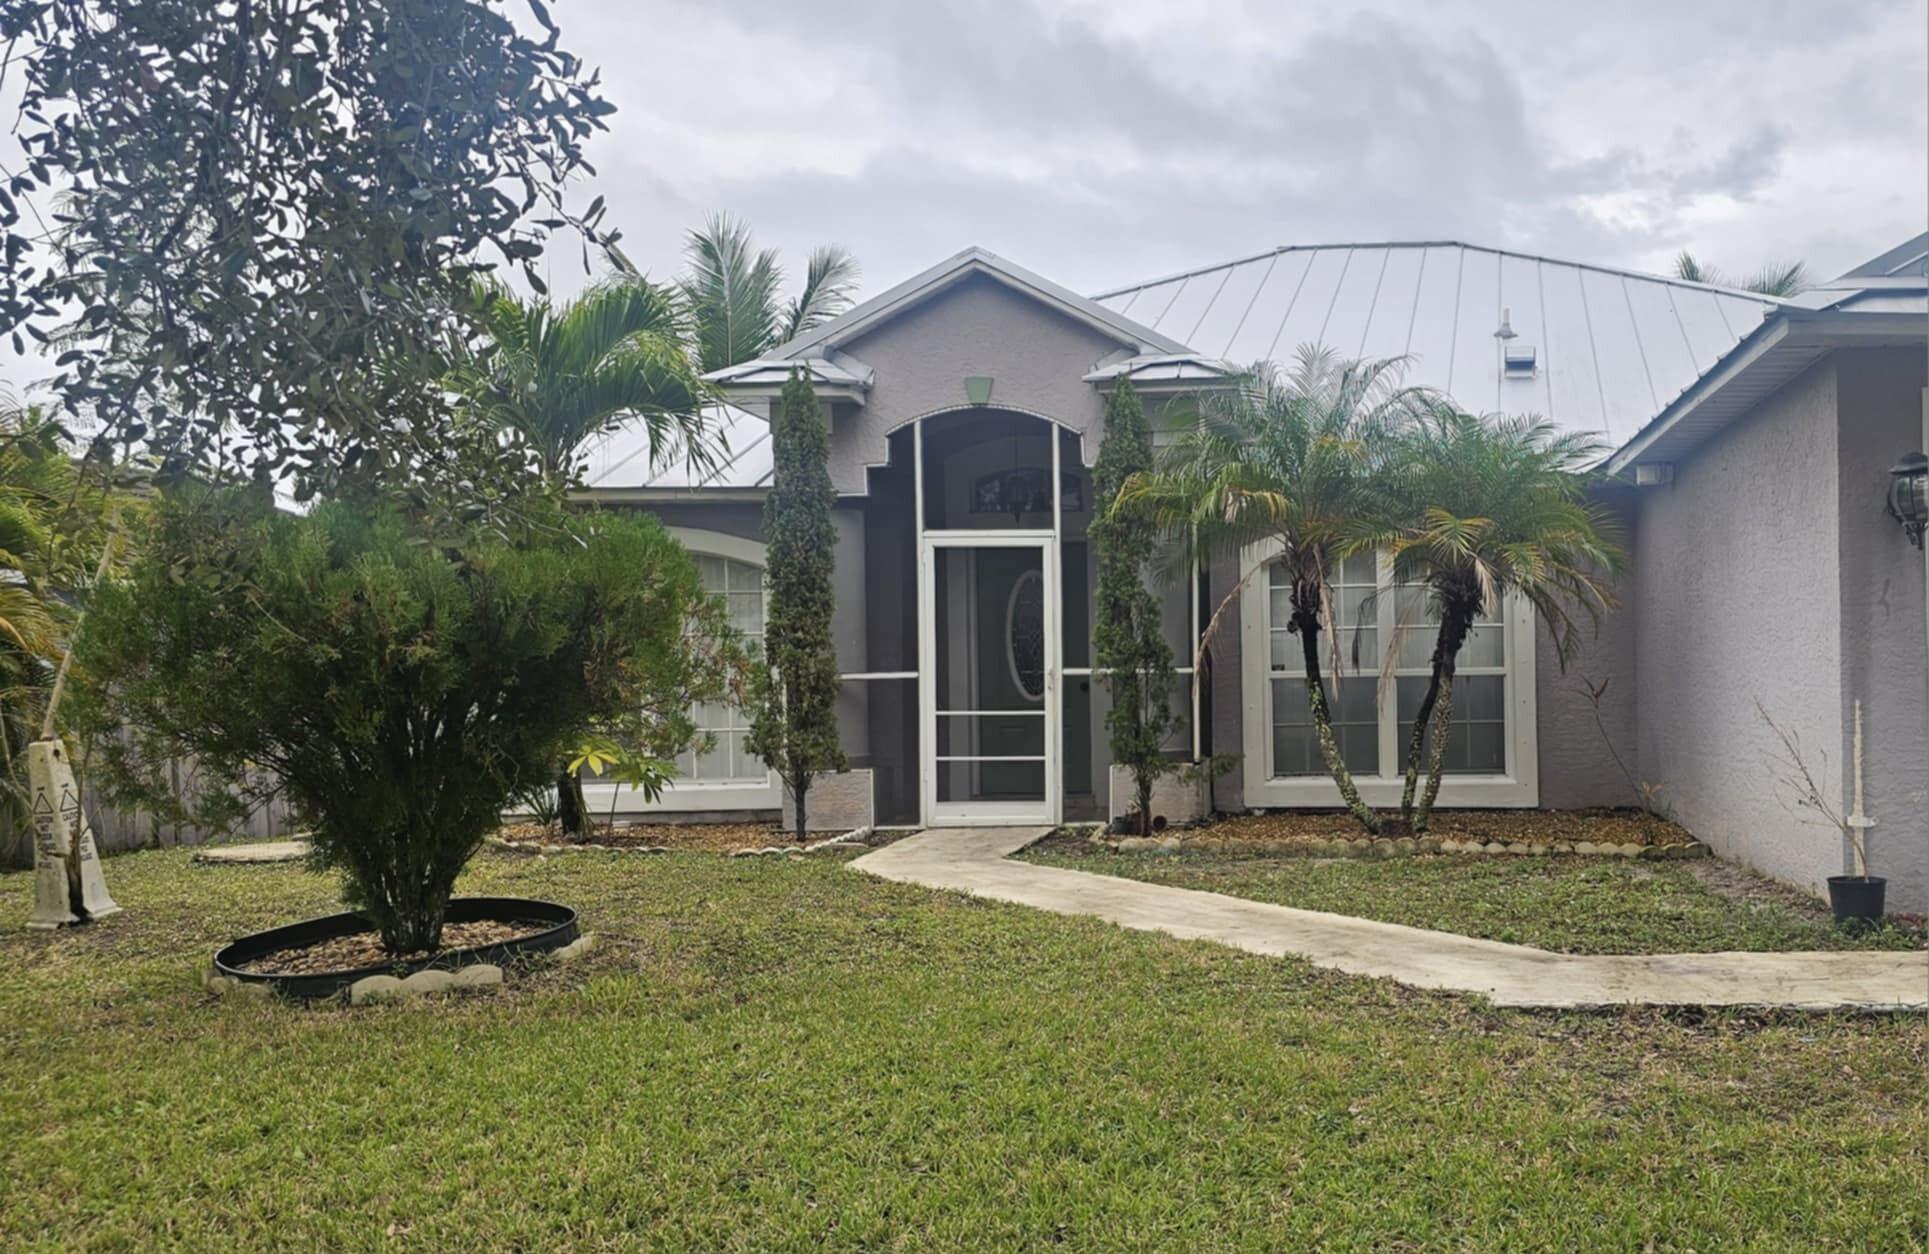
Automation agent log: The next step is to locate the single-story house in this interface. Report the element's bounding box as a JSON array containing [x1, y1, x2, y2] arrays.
[[580, 235, 1929, 913]]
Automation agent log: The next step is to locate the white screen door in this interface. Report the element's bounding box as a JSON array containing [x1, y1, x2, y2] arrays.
[[919, 535, 1057, 825]]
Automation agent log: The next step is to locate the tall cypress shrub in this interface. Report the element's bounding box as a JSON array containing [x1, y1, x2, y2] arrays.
[[747, 370, 847, 839], [1091, 380, 1178, 836]]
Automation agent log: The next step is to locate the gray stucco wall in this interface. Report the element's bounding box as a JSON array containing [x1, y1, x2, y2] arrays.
[[639, 501, 763, 543], [1207, 554, 1247, 814], [1630, 359, 1856, 901], [1832, 348, 1927, 912], [827, 273, 1125, 494], [1536, 490, 1642, 809], [627, 499, 867, 676], [1631, 348, 1928, 912]]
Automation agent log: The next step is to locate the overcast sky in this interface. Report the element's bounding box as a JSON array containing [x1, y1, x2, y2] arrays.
[[540, 0, 1928, 303]]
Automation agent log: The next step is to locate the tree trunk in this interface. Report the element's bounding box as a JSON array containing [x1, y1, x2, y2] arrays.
[[1295, 605, 1379, 834], [1402, 607, 1473, 832], [1136, 679, 1157, 836], [556, 765, 588, 837], [369, 871, 453, 955], [791, 773, 808, 842], [1398, 673, 1440, 829], [1415, 668, 1456, 832]]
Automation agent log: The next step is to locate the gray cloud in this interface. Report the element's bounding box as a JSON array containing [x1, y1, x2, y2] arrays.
[[8, 0, 1914, 390], [562, 0, 1923, 307]]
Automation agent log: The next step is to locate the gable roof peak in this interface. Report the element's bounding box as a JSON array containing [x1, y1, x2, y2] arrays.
[[764, 245, 1189, 360]]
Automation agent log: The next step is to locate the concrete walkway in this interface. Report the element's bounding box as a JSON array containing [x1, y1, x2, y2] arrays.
[[192, 839, 311, 865], [850, 828, 1929, 1011]]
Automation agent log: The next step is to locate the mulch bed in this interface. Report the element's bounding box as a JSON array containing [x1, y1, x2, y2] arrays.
[[1190, 808, 1690, 848], [235, 919, 545, 976], [494, 821, 790, 854]]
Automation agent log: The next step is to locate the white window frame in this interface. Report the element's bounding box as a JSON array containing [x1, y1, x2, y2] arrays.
[[1238, 538, 1538, 809], [585, 527, 782, 815]]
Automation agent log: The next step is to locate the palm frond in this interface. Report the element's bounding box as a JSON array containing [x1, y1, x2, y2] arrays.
[[781, 246, 861, 342], [1673, 251, 1716, 285], [1740, 260, 1809, 298], [1674, 250, 1808, 297], [679, 212, 784, 373], [1381, 399, 1625, 667], [449, 273, 723, 485]]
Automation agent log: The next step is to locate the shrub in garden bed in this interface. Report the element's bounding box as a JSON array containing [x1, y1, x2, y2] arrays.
[[75, 489, 720, 955]]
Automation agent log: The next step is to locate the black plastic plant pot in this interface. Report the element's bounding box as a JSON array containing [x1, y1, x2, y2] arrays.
[[212, 897, 579, 1001], [1826, 876, 1886, 925]]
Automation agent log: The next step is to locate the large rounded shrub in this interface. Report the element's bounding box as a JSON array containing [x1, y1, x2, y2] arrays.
[[77, 489, 715, 953]]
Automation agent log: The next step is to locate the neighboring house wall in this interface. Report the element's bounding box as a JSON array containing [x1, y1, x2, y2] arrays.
[[1631, 360, 1851, 900], [1536, 490, 1642, 809], [1833, 348, 1928, 912], [828, 273, 1121, 493]]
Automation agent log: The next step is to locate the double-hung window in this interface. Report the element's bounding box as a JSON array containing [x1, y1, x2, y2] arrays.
[[1241, 540, 1538, 808]]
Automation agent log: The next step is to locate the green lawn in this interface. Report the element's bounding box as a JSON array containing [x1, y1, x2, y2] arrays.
[[2, 848, 1924, 1250], [1022, 836, 1927, 955]]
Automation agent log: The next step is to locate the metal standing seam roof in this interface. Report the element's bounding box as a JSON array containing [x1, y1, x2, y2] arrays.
[[584, 239, 1796, 490], [1606, 233, 1929, 474], [1092, 241, 1787, 448], [578, 402, 774, 492]]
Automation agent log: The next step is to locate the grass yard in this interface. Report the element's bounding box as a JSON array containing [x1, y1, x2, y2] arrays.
[[2, 848, 1924, 1250], [1021, 833, 1927, 955]]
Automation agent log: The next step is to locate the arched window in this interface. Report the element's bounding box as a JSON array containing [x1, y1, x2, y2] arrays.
[[587, 527, 780, 813]]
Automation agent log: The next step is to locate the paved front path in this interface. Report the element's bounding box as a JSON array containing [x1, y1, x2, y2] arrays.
[[850, 828, 1929, 1010], [192, 839, 311, 865]]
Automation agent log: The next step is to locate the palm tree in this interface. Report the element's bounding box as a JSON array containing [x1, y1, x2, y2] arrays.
[[680, 214, 860, 373], [1371, 407, 1624, 833], [1121, 348, 1427, 834], [457, 275, 714, 483], [1674, 251, 1809, 297], [451, 276, 718, 835]]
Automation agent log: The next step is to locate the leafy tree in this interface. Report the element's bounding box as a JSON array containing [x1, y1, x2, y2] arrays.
[[1674, 252, 1809, 297], [1125, 350, 1420, 834], [451, 273, 725, 834], [680, 214, 859, 372], [1371, 407, 1623, 833], [745, 370, 845, 840], [75, 491, 717, 953], [0, 0, 618, 503], [1091, 379, 1178, 836]]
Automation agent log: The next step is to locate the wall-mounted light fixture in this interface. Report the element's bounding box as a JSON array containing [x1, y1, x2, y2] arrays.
[[1887, 452, 1928, 548]]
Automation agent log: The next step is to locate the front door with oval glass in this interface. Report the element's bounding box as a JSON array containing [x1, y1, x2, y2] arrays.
[[922, 538, 1055, 825]]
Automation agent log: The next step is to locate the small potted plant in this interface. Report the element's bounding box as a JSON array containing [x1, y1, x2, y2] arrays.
[[1759, 698, 1885, 925]]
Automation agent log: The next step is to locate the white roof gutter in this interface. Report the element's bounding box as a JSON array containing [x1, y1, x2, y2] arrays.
[[1605, 309, 1928, 475]]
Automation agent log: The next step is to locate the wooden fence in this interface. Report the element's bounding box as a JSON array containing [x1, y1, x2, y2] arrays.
[[1, 749, 298, 868]]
